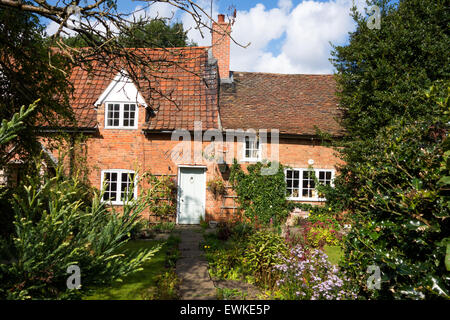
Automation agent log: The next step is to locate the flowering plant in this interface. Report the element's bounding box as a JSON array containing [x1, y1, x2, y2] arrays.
[[307, 226, 341, 247], [273, 246, 356, 300], [284, 220, 342, 249]]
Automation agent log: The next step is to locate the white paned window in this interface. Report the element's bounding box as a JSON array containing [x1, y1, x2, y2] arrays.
[[105, 103, 137, 129], [242, 136, 261, 161], [285, 168, 334, 201], [101, 169, 137, 205]]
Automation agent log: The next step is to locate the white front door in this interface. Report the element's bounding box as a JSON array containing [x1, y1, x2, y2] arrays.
[[177, 167, 206, 224]]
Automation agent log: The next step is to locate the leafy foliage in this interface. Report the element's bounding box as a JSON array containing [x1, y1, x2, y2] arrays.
[[331, 0, 449, 139], [207, 177, 226, 199], [145, 175, 177, 221], [0, 102, 37, 153], [0, 102, 38, 248], [0, 7, 73, 162], [207, 244, 247, 282], [243, 230, 288, 286], [62, 19, 193, 48], [329, 83, 449, 299], [230, 160, 289, 226], [119, 19, 193, 48], [328, 0, 450, 299], [149, 222, 176, 234], [216, 222, 233, 241], [205, 226, 288, 286], [0, 160, 160, 299], [284, 218, 343, 249], [143, 270, 180, 300]]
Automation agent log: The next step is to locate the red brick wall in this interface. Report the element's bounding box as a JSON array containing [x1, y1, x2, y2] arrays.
[[41, 102, 341, 223]]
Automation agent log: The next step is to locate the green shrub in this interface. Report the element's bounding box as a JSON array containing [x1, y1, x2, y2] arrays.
[[0, 160, 160, 299], [307, 213, 340, 228], [130, 219, 149, 240], [199, 216, 209, 231], [165, 235, 180, 268], [330, 84, 450, 299], [143, 270, 180, 300], [207, 246, 246, 281], [243, 230, 288, 286], [150, 222, 176, 233], [0, 187, 16, 242], [217, 287, 247, 300], [231, 222, 255, 240], [307, 227, 341, 247]]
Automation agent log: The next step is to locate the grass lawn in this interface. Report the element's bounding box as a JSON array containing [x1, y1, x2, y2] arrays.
[[324, 245, 343, 265], [84, 236, 178, 300]]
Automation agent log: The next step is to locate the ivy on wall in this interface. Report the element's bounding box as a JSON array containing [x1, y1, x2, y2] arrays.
[[229, 160, 289, 226]]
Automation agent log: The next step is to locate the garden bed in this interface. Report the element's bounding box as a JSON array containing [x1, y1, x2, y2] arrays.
[[202, 220, 354, 300]]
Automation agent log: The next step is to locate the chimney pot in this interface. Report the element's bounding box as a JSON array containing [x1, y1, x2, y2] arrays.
[[218, 14, 225, 23]]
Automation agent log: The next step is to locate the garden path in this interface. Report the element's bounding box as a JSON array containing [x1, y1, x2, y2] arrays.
[[175, 226, 217, 300]]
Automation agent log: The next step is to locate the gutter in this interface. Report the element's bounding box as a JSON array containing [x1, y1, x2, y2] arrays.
[[35, 126, 98, 134], [142, 128, 342, 140]]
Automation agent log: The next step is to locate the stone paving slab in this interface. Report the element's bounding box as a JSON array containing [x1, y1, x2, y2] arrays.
[[175, 226, 217, 300], [179, 279, 217, 300]]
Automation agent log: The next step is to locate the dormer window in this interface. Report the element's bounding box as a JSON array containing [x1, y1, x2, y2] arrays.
[[95, 70, 147, 129], [105, 103, 137, 129]]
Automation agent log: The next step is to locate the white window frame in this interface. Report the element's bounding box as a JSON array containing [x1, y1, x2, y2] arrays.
[[104, 102, 138, 129], [100, 169, 138, 205], [285, 168, 335, 201], [241, 136, 261, 162]]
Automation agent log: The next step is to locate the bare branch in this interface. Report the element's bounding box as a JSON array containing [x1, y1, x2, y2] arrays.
[[0, 0, 248, 119]]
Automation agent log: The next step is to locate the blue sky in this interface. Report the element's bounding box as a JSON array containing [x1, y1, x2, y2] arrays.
[[46, 0, 370, 74]]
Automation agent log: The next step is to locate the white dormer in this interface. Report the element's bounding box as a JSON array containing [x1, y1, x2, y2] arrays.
[[95, 70, 147, 129]]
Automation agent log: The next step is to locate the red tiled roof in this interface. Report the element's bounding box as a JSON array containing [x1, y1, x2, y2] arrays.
[[66, 47, 219, 130], [219, 72, 343, 136]]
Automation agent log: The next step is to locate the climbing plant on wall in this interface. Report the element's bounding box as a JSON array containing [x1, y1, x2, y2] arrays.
[[229, 160, 289, 226]]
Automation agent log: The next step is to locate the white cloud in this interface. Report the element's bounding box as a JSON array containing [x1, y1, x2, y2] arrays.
[[145, 2, 179, 19], [45, 0, 365, 74], [229, 0, 364, 74], [229, 2, 291, 73], [45, 15, 80, 37]]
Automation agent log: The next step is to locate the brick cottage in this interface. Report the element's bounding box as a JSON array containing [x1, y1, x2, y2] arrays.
[[38, 14, 343, 224]]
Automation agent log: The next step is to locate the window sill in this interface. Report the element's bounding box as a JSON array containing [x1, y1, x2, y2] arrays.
[[103, 127, 138, 130], [287, 197, 327, 202], [102, 201, 136, 206], [240, 158, 261, 163]]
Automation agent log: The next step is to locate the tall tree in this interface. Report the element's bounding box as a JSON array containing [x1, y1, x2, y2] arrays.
[[327, 0, 450, 299], [0, 6, 72, 163], [119, 19, 194, 48], [331, 0, 449, 139]]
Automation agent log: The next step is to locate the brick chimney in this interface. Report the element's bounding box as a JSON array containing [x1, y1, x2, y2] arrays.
[[212, 14, 231, 81]]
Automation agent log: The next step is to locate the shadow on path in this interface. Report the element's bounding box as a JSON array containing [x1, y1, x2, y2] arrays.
[[175, 226, 217, 300]]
